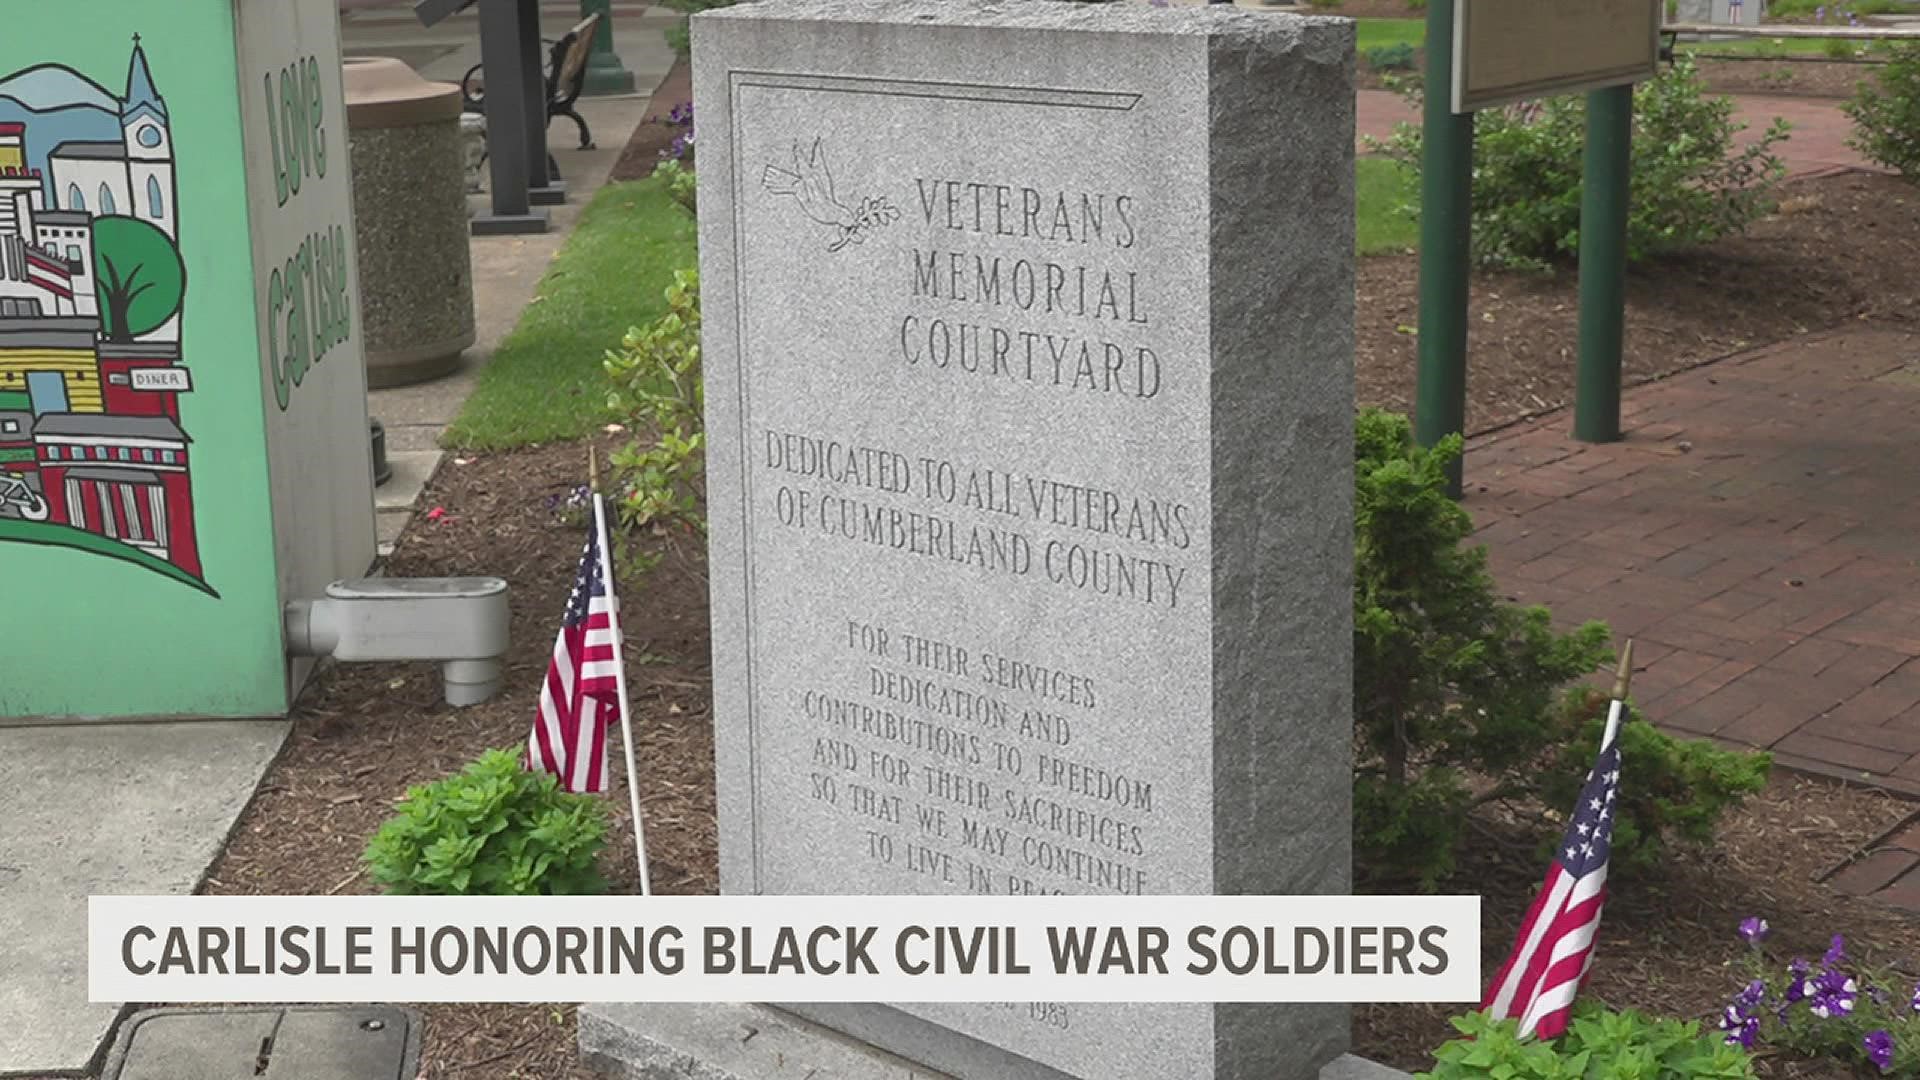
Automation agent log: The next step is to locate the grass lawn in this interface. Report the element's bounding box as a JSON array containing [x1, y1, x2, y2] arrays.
[[1355, 17, 1425, 53], [442, 174, 698, 450], [1357, 156, 1420, 256]]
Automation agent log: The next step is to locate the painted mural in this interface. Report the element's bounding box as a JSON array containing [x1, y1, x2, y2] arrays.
[[0, 36, 211, 595]]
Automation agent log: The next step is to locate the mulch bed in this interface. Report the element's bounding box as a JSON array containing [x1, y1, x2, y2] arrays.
[[1691, 55, 1886, 99], [608, 57, 691, 184], [1358, 781, 1920, 1076], [203, 433, 715, 1080], [1359, 170, 1920, 436], [199, 171, 1920, 1076]]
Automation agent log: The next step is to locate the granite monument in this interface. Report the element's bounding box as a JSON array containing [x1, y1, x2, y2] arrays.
[[585, 1, 1362, 1077]]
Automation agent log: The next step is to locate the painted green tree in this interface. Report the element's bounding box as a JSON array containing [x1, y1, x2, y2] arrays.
[[92, 216, 186, 344]]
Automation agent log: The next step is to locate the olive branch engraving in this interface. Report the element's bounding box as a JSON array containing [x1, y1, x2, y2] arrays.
[[762, 137, 901, 252]]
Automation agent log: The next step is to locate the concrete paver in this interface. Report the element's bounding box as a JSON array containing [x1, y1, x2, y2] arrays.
[[0, 721, 289, 1077], [1466, 328, 1920, 795]]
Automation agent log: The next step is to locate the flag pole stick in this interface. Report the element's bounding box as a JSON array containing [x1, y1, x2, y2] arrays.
[[1601, 639, 1634, 750], [591, 448, 652, 896]]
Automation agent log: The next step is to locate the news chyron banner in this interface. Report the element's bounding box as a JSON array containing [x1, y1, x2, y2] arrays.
[[91, 895, 1478, 1004]]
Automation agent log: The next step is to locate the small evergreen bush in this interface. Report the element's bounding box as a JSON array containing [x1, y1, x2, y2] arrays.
[[1845, 41, 1920, 181], [365, 749, 609, 896], [1363, 43, 1419, 73], [1353, 410, 1770, 887], [1376, 58, 1790, 270]]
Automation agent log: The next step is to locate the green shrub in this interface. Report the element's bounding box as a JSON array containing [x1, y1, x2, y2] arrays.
[[365, 749, 609, 896], [1353, 410, 1770, 887], [1421, 1004, 1757, 1079], [656, 158, 697, 217], [1376, 58, 1790, 270], [1540, 691, 1770, 874], [605, 269, 706, 541], [1845, 41, 1920, 180], [1363, 43, 1419, 72], [1824, 36, 1858, 62]]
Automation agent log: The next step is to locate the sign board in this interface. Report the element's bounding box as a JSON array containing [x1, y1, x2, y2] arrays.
[[131, 368, 192, 392], [1453, 0, 1662, 113]]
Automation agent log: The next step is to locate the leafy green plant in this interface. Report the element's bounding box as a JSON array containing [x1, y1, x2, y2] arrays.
[[1353, 410, 1770, 887], [1722, 922, 1920, 1075], [1422, 1003, 1757, 1079], [1364, 42, 1419, 72], [1375, 58, 1790, 270], [1824, 36, 1859, 61], [365, 749, 609, 896], [605, 269, 706, 542], [656, 158, 697, 217], [1845, 41, 1920, 181]]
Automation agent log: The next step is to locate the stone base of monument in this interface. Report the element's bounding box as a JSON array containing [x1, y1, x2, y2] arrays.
[[578, 1004, 1412, 1080]]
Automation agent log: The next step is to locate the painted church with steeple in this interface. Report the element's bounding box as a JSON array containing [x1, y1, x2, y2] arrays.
[[46, 37, 178, 241]]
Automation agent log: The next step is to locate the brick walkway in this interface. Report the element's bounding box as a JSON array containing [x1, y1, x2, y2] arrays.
[[1357, 89, 1881, 180], [1831, 813, 1920, 910], [1466, 328, 1920, 795]]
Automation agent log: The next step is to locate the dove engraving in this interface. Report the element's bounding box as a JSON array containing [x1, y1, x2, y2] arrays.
[[763, 137, 901, 252]]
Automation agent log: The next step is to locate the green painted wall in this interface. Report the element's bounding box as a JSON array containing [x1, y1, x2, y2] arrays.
[[0, 1, 286, 718]]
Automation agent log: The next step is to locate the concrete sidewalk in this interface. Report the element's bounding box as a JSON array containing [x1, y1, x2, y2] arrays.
[[0, 722, 289, 1078], [1357, 88, 1881, 179], [359, 8, 679, 553]]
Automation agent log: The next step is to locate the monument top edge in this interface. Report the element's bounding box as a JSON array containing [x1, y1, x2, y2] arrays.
[[695, 0, 1352, 39]]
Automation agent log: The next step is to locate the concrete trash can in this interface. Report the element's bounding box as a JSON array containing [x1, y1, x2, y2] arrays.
[[343, 57, 476, 388]]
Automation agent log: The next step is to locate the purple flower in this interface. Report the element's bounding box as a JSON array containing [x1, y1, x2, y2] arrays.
[[667, 101, 693, 127], [1823, 934, 1847, 969], [1719, 1004, 1760, 1049], [1810, 970, 1859, 1019], [1911, 981, 1920, 1013], [1737, 980, 1767, 1010], [1816, 5, 1827, 20], [1865, 1030, 1894, 1073], [1738, 917, 1770, 945]]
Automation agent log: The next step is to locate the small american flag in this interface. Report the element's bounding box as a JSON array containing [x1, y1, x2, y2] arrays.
[[1481, 693, 1626, 1039], [526, 504, 621, 793]]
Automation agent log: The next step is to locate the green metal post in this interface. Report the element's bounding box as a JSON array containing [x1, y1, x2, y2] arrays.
[[1574, 85, 1634, 443], [580, 0, 636, 97], [1415, 0, 1473, 496]]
